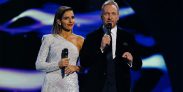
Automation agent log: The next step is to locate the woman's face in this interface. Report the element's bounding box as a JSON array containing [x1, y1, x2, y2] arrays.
[[60, 10, 75, 31]]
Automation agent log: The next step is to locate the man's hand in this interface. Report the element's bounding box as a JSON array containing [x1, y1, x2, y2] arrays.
[[100, 34, 111, 50], [122, 52, 133, 62]]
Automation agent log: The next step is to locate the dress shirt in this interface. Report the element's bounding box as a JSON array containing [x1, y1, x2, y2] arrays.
[[102, 25, 133, 67]]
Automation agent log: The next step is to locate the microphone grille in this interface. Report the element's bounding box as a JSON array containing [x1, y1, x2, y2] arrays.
[[105, 23, 112, 30]]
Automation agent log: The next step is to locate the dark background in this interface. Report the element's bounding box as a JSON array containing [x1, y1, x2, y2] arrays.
[[0, 0, 182, 91]]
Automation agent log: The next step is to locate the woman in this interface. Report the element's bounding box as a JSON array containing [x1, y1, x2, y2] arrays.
[[35, 6, 84, 92]]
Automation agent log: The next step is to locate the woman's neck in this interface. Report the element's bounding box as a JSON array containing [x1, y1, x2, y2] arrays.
[[59, 30, 72, 39]]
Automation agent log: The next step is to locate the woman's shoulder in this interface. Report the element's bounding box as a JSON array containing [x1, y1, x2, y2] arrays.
[[72, 34, 84, 41], [41, 34, 56, 42], [72, 34, 84, 47], [43, 34, 59, 39], [42, 34, 56, 38]]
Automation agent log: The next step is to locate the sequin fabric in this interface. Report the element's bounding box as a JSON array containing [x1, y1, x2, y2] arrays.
[[36, 34, 79, 92]]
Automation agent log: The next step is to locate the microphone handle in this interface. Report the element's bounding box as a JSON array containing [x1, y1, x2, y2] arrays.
[[61, 67, 65, 78], [104, 44, 110, 52], [61, 48, 68, 78]]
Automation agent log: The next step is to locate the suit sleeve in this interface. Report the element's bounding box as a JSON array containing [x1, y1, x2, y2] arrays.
[[129, 34, 142, 70], [114, 32, 142, 71], [79, 35, 104, 68]]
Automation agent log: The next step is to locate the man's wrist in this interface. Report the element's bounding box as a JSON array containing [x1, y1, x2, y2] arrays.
[[127, 61, 133, 68], [100, 47, 104, 53]]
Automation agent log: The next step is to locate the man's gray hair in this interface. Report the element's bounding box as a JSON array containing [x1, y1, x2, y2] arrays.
[[101, 0, 119, 14]]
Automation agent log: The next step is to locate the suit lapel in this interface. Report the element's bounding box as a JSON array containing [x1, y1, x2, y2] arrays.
[[97, 27, 105, 37], [115, 28, 123, 56]]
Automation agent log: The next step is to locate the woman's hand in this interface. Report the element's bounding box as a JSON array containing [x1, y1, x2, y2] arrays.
[[65, 65, 80, 74], [58, 58, 69, 68]]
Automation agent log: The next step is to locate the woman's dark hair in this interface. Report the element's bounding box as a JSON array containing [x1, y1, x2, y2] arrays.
[[52, 6, 73, 34]]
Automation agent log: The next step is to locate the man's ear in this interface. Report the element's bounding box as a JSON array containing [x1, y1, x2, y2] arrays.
[[117, 13, 119, 21], [57, 19, 61, 25], [101, 15, 103, 20]]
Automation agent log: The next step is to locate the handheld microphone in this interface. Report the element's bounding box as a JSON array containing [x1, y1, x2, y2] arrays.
[[104, 23, 112, 51], [61, 48, 68, 78], [105, 23, 112, 35]]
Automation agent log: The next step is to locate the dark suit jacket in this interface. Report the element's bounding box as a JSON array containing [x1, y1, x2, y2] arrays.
[[79, 26, 142, 92]]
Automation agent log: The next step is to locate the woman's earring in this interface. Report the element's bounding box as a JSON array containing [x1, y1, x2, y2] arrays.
[[57, 20, 61, 25]]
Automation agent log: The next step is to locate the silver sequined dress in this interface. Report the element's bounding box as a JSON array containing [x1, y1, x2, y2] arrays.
[[36, 34, 79, 92]]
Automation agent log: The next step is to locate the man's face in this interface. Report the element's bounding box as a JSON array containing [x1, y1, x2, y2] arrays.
[[101, 4, 119, 28]]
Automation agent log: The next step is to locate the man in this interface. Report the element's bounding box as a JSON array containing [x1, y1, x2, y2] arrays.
[[79, 0, 142, 92]]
